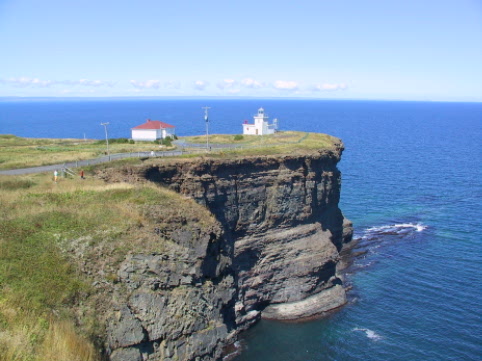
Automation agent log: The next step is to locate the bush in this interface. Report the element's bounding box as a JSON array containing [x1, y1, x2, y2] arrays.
[[162, 137, 172, 147], [154, 136, 172, 146], [0, 179, 36, 190], [109, 138, 129, 144], [234, 134, 244, 141], [129, 139, 135, 144], [95, 138, 129, 145]]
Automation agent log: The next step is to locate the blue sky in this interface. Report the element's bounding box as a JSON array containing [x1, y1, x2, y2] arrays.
[[0, 0, 481, 101]]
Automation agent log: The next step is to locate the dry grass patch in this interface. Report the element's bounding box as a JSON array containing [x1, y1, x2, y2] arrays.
[[38, 319, 98, 361]]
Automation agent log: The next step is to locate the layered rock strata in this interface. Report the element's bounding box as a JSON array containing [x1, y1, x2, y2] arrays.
[[97, 145, 353, 360]]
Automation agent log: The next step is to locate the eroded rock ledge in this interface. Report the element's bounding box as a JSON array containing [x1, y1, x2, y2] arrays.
[[97, 146, 353, 361]]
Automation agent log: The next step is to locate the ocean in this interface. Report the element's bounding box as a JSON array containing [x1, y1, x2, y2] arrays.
[[1, 98, 481, 360]]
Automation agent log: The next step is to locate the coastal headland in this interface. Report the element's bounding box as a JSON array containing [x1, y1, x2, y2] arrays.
[[0, 131, 353, 361]]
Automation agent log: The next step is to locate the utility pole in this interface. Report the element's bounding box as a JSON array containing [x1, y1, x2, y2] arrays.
[[202, 106, 211, 150], [100, 122, 110, 157]]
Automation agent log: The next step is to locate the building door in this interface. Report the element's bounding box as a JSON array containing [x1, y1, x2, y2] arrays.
[[256, 129, 258, 135]]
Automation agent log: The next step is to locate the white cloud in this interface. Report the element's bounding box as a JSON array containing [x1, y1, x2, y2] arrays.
[[4, 77, 53, 87], [78, 79, 115, 87], [193, 80, 208, 90], [241, 78, 263, 89], [313, 83, 347, 91], [2, 77, 116, 88], [217, 79, 236, 89], [273, 80, 299, 90], [130, 79, 161, 89]]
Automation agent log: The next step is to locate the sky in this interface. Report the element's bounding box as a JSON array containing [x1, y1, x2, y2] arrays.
[[0, 0, 481, 101]]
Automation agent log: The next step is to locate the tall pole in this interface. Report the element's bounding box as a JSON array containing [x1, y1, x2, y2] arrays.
[[100, 122, 110, 156], [202, 106, 211, 150]]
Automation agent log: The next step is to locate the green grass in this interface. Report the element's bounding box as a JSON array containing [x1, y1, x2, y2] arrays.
[[0, 215, 85, 311]]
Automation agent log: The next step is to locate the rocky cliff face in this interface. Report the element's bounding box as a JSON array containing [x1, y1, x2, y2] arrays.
[[97, 145, 353, 360]]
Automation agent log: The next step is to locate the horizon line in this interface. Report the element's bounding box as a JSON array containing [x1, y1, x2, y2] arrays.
[[0, 95, 480, 104]]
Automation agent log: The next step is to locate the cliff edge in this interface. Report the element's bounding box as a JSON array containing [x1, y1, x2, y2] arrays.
[[96, 142, 353, 360]]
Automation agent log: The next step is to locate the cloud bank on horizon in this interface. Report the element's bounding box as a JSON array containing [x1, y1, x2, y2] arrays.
[[0, 76, 349, 97]]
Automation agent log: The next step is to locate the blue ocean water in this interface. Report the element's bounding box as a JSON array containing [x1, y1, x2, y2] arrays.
[[1, 99, 481, 360]]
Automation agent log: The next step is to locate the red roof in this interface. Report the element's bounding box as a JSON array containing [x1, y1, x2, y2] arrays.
[[132, 119, 175, 130]]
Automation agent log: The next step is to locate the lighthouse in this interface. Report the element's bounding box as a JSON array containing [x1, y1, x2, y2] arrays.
[[242, 107, 278, 135]]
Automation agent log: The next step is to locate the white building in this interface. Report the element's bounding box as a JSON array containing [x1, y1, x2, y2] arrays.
[[131, 119, 176, 141], [242, 108, 278, 135]]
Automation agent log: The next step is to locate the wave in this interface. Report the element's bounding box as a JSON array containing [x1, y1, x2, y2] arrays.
[[364, 222, 427, 235], [345, 222, 428, 273], [352, 327, 383, 341]]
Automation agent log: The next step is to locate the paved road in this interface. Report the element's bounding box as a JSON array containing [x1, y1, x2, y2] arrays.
[[0, 150, 185, 176]]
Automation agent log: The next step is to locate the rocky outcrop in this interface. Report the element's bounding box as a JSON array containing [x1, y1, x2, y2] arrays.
[[96, 145, 353, 360], [104, 223, 237, 361]]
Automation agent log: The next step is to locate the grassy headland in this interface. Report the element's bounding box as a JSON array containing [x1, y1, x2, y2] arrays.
[[0, 130, 339, 360], [0, 172, 215, 361], [0, 132, 340, 171]]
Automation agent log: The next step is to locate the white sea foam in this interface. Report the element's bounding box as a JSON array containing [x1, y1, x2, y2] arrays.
[[365, 222, 427, 234], [353, 327, 382, 341]]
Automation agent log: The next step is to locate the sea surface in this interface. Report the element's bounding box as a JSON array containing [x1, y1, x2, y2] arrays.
[[1, 98, 481, 360]]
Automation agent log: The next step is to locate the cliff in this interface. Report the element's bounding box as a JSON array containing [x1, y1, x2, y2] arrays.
[[95, 145, 353, 361]]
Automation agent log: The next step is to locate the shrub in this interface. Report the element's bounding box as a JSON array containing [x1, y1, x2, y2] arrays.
[[161, 136, 172, 147], [234, 134, 244, 141], [0, 179, 36, 190], [95, 138, 129, 145], [109, 138, 129, 144]]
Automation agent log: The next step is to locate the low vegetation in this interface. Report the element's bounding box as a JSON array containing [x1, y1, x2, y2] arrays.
[[181, 131, 339, 157], [0, 172, 215, 361], [183, 131, 337, 148]]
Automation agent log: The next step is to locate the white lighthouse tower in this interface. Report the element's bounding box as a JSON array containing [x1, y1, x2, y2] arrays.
[[242, 107, 278, 135]]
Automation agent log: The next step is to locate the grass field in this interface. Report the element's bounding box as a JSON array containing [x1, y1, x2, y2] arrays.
[[182, 131, 337, 148], [183, 131, 340, 158], [0, 135, 175, 170]]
